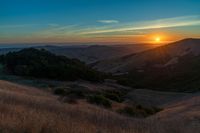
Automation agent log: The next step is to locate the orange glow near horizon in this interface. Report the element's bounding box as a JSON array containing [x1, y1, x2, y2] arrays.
[[0, 32, 186, 45], [146, 34, 170, 45], [155, 37, 161, 43]]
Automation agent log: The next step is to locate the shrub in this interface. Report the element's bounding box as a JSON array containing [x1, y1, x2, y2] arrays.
[[103, 92, 123, 102], [138, 106, 162, 116], [54, 88, 68, 96], [118, 105, 162, 117], [102, 90, 126, 103], [152, 106, 163, 112], [117, 106, 137, 117], [87, 95, 111, 108], [68, 89, 86, 98], [136, 104, 143, 110], [62, 95, 78, 104]]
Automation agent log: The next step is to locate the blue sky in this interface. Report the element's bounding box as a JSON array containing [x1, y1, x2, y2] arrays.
[[0, 0, 200, 43]]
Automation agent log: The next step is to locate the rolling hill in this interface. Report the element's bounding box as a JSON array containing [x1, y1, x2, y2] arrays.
[[93, 38, 200, 73], [93, 38, 200, 91], [45, 44, 156, 63], [0, 43, 156, 64], [0, 48, 103, 82]]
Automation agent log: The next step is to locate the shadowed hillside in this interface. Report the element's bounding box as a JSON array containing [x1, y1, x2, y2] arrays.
[[0, 48, 103, 82], [93, 38, 200, 91]]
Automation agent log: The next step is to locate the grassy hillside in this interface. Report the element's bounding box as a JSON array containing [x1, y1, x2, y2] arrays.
[[0, 80, 135, 133], [0, 80, 199, 133]]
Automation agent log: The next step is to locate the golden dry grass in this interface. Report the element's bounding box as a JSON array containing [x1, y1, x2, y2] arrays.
[[0, 80, 199, 133], [0, 80, 139, 133]]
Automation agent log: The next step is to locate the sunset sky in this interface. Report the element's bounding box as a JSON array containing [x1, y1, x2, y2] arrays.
[[0, 0, 200, 44]]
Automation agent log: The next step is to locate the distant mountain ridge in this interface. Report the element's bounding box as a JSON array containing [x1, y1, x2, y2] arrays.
[[0, 43, 156, 64]]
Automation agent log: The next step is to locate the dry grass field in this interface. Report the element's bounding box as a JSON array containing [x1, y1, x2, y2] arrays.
[[0, 80, 199, 133]]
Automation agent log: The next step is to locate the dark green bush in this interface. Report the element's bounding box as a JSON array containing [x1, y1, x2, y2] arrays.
[[117, 106, 137, 117], [63, 95, 78, 104], [136, 104, 143, 110], [151, 106, 163, 113], [139, 106, 162, 116], [87, 95, 111, 108], [54, 88, 68, 96], [118, 105, 162, 117], [103, 92, 123, 102], [68, 89, 86, 98], [102, 90, 126, 102]]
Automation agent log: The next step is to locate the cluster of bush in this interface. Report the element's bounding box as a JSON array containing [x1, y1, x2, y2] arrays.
[[0, 48, 104, 82], [53, 87, 127, 108], [117, 105, 162, 118], [54, 86, 162, 117], [87, 95, 111, 108], [54, 87, 111, 107], [101, 89, 126, 103]]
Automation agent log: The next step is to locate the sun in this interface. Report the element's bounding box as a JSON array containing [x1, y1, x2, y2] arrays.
[[148, 34, 167, 44], [155, 37, 161, 43]]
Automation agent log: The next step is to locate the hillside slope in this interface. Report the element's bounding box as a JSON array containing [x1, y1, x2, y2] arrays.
[[151, 93, 200, 133], [0, 80, 199, 133], [0, 48, 103, 82], [0, 80, 136, 133], [94, 38, 200, 73], [93, 38, 200, 91]]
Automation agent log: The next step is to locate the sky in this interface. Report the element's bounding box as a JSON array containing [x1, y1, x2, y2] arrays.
[[0, 0, 200, 44]]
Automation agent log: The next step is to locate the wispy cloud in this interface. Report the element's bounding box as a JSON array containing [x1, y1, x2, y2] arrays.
[[0, 24, 38, 29], [82, 15, 200, 35], [3, 15, 199, 42], [48, 24, 59, 27], [97, 20, 119, 24], [28, 15, 200, 41], [34, 24, 80, 38]]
